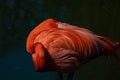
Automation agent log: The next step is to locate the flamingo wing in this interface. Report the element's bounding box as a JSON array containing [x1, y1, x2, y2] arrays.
[[33, 22, 106, 72]]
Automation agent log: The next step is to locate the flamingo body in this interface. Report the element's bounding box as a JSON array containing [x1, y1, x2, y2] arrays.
[[26, 18, 119, 80]]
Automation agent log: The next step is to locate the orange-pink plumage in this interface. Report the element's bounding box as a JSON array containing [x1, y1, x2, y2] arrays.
[[26, 18, 120, 80]]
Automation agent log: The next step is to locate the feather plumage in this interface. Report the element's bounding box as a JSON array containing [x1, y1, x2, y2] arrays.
[[26, 18, 120, 80]]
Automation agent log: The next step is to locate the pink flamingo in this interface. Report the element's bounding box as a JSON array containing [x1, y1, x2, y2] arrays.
[[26, 18, 120, 80]]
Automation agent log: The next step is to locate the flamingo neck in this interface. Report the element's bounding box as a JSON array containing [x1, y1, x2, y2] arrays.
[[32, 43, 45, 71], [26, 18, 58, 54]]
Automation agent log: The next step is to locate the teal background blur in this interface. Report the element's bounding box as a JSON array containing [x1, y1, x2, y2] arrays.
[[0, 0, 120, 80]]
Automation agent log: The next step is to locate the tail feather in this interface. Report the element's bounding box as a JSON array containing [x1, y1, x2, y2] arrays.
[[98, 36, 120, 50], [98, 36, 120, 68]]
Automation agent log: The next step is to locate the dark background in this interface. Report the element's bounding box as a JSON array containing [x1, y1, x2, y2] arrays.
[[0, 0, 120, 80]]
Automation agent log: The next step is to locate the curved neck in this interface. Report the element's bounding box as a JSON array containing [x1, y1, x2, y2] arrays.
[[32, 43, 55, 72], [26, 18, 58, 54], [32, 43, 45, 71]]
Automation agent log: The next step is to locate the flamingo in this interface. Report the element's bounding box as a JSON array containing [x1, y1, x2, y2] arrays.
[[26, 18, 120, 80]]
